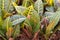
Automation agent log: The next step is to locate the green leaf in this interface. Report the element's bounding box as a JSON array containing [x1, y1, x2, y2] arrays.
[[0, 16, 3, 26], [0, 0, 17, 18], [3, 17, 12, 31], [0, 0, 2, 16], [13, 25, 20, 38], [25, 10, 40, 33], [15, 6, 27, 14], [10, 15, 26, 25], [1, 0, 16, 12], [45, 11, 60, 22], [34, 0, 43, 15], [14, 5, 34, 16], [33, 22, 40, 33], [0, 16, 5, 33], [0, 31, 5, 37], [53, 24, 60, 34], [5, 0, 16, 12], [0, 33, 6, 40], [46, 6, 54, 12], [22, 0, 34, 7], [46, 15, 59, 37], [22, 5, 34, 16]]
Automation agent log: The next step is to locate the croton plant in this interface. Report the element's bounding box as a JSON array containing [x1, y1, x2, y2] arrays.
[[0, 0, 60, 40]]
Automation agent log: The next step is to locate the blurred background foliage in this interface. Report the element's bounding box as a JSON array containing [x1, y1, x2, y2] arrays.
[[0, 0, 60, 40]]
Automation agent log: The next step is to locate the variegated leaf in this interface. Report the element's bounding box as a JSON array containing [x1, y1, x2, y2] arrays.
[[34, 0, 43, 15], [46, 15, 59, 37], [15, 6, 27, 14], [10, 15, 26, 25], [2, 0, 16, 12], [22, 0, 34, 7]]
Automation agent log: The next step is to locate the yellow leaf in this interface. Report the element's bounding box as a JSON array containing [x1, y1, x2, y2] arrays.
[[23, 5, 34, 16], [46, 15, 59, 36], [12, 2, 17, 7], [6, 27, 13, 37], [4, 13, 12, 18], [28, 5, 34, 14], [46, 0, 54, 6]]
